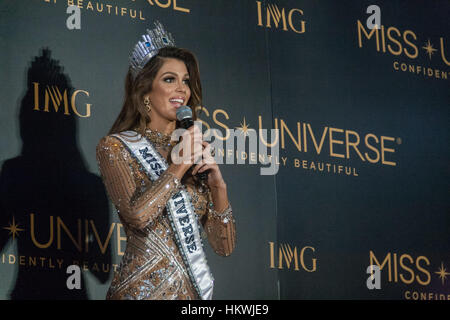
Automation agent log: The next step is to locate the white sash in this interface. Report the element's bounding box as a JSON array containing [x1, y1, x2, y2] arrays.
[[112, 131, 214, 300]]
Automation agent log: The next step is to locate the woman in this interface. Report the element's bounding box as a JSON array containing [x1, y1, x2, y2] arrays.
[[96, 22, 236, 300]]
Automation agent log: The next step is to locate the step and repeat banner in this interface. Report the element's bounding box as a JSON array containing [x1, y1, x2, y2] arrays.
[[0, 0, 448, 300]]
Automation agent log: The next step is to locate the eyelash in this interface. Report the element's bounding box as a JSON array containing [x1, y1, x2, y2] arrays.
[[164, 77, 190, 85]]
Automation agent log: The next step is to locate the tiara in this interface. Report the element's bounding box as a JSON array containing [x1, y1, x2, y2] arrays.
[[129, 21, 176, 78]]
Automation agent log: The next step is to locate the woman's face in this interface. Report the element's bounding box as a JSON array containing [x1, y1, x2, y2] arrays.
[[146, 58, 191, 124]]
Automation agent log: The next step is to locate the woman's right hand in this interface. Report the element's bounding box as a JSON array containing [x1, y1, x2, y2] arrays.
[[168, 124, 204, 179]]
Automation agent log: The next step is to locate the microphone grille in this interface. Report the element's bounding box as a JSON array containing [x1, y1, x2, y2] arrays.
[[176, 106, 192, 121]]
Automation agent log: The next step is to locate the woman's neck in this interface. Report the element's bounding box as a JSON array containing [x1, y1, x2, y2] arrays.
[[146, 120, 176, 136]]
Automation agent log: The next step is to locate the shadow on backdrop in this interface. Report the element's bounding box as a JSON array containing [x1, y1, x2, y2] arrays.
[[0, 48, 111, 299]]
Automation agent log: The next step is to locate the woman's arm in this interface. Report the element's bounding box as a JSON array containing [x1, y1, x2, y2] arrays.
[[202, 185, 236, 256], [209, 182, 229, 213], [96, 136, 183, 230], [191, 141, 236, 256]]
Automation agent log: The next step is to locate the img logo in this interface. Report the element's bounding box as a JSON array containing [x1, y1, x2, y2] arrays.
[[269, 242, 317, 272], [256, 1, 306, 34], [33, 82, 92, 118]]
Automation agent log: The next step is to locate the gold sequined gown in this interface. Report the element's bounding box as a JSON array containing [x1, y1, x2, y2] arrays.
[[96, 131, 236, 300]]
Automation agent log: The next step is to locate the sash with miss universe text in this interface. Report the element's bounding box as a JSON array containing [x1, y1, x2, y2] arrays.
[[112, 130, 214, 300]]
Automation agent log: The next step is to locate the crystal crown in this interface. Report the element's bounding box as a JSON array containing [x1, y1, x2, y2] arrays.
[[129, 21, 176, 78]]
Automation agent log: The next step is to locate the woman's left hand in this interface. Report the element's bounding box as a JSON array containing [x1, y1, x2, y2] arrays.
[[192, 141, 226, 188]]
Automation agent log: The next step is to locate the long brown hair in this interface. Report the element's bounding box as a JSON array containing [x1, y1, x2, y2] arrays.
[[109, 46, 202, 136]]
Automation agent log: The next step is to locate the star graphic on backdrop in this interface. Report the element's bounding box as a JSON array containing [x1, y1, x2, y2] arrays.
[[434, 262, 450, 286], [236, 117, 252, 136], [422, 39, 437, 60], [3, 216, 24, 240]]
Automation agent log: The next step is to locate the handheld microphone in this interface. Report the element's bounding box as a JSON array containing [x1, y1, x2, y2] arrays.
[[176, 106, 208, 181], [176, 105, 194, 130]]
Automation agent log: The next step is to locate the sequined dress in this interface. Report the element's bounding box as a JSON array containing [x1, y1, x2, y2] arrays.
[[96, 130, 236, 300]]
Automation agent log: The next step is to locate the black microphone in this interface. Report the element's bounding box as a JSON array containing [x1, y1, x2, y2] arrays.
[[176, 106, 208, 181]]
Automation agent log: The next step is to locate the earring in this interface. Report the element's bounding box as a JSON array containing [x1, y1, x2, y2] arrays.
[[144, 97, 151, 112]]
